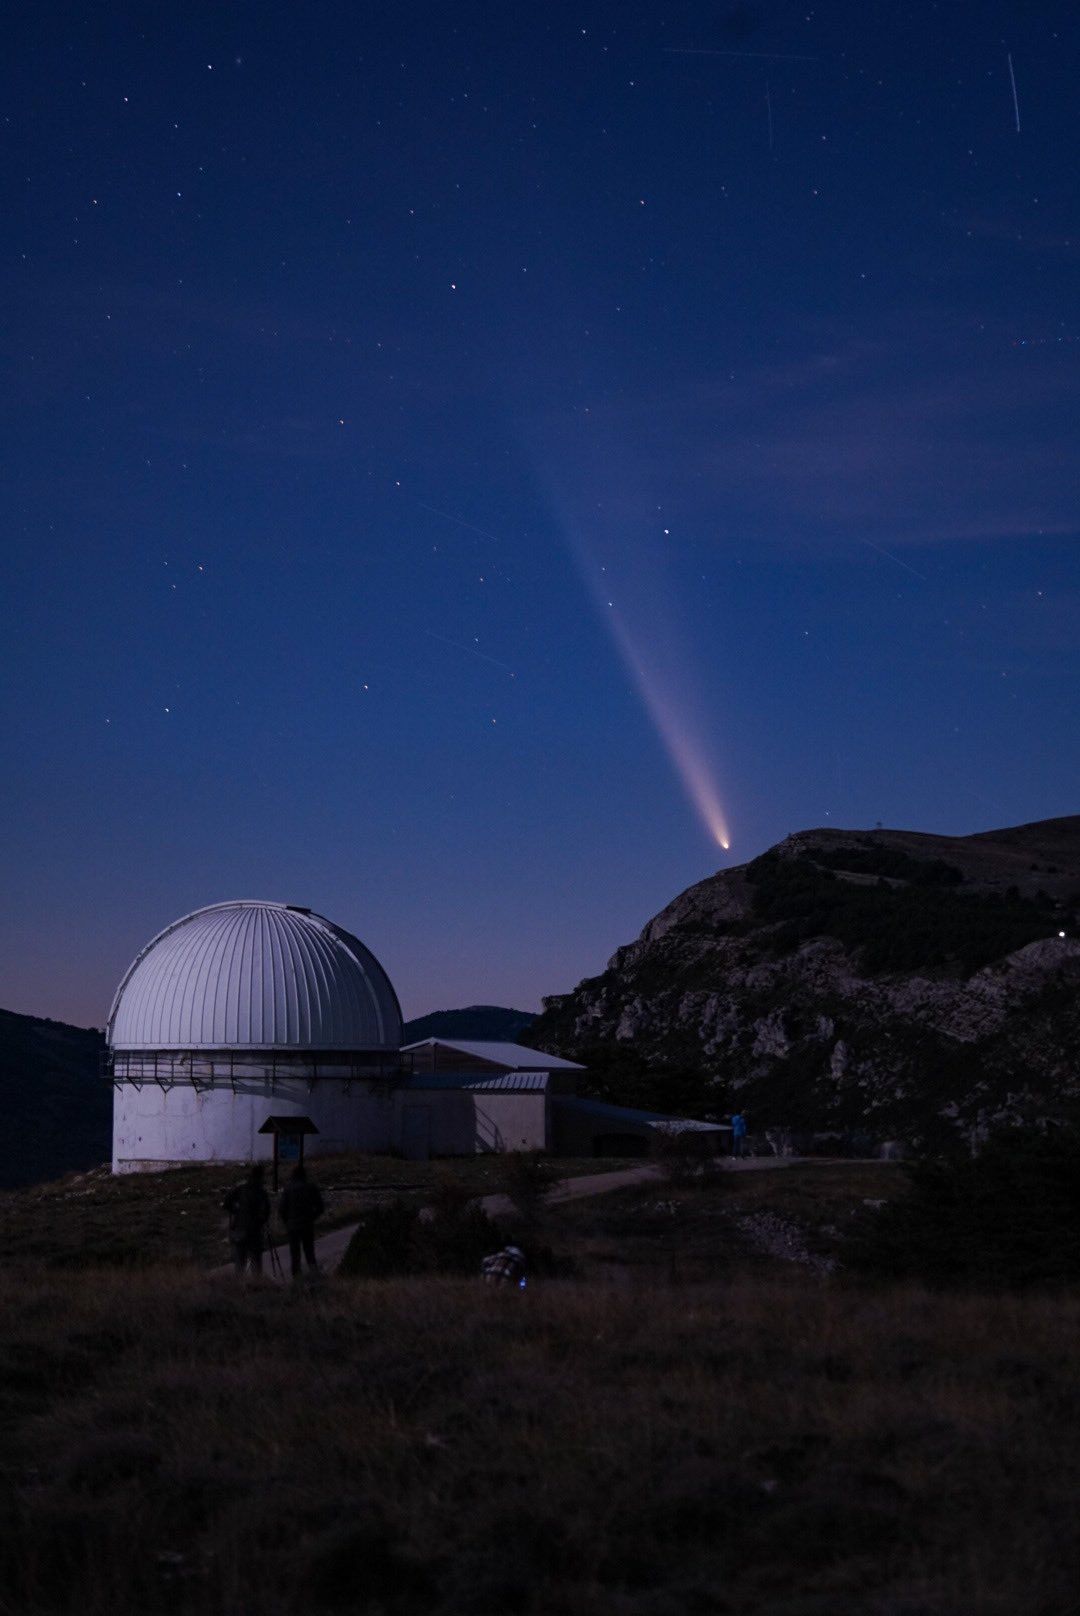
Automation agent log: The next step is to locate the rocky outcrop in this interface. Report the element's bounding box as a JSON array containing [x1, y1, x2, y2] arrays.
[[531, 817, 1080, 1143]]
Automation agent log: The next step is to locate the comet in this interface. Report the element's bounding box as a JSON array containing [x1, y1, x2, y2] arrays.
[[604, 601, 732, 850], [534, 458, 732, 853]]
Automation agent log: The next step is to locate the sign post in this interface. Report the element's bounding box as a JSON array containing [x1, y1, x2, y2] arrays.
[[257, 1115, 319, 1190]]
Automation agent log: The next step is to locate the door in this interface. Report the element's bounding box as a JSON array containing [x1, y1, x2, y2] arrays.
[[402, 1104, 431, 1162]]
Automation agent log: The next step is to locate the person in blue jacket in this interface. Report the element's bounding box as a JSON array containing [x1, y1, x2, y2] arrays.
[[730, 1113, 748, 1158]]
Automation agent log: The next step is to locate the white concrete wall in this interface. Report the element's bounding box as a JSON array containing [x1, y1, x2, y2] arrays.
[[113, 1069, 552, 1171], [112, 1074, 395, 1172], [476, 1092, 547, 1153]]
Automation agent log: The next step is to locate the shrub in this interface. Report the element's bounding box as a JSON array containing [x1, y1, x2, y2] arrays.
[[745, 850, 1058, 974], [339, 1186, 503, 1279], [650, 1127, 724, 1188], [426, 1168, 481, 1222], [812, 843, 963, 887], [496, 1151, 558, 1225], [338, 1199, 418, 1277], [849, 1126, 1080, 1289], [414, 1197, 502, 1275]]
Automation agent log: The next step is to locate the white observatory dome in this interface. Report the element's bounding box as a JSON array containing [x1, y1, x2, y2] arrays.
[[107, 901, 402, 1052]]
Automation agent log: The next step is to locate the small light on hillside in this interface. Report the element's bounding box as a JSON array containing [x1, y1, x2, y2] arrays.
[[1058, 930, 1066, 939]]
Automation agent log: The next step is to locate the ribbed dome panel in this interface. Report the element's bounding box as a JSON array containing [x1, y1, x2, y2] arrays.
[[108, 902, 403, 1051]]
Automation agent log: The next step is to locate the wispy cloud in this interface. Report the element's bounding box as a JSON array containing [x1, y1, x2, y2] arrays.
[[534, 313, 1080, 550]]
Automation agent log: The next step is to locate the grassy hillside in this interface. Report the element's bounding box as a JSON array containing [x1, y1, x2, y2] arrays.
[[1, 1260, 1076, 1615], [548, 1161, 899, 1283], [743, 844, 1068, 974], [0, 1153, 607, 1271], [0, 1009, 108, 1189], [3, 1159, 1077, 1612]]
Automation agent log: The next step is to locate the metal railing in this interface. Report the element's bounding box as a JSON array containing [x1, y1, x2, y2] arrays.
[[102, 1048, 411, 1094]]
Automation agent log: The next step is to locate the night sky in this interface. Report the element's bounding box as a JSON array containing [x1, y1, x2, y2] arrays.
[[3, 1, 1078, 1029]]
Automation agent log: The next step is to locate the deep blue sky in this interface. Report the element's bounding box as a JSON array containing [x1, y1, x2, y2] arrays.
[[3, 1, 1078, 1027]]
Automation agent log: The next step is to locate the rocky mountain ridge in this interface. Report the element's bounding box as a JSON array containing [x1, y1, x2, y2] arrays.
[[530, 816, 1080, 1144]]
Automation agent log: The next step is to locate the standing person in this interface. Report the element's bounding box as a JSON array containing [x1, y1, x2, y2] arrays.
[[224, 1164, 271, 1275], [278, 1164, 325, 1278], [731, 1113, 748, 1159]]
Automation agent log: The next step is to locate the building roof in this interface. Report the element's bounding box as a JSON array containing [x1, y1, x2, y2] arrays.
[[257, 1115, 320, 1135], [552, 1096, 729, 1133], [401, 1071, 552, 1093], [107, 901, 403, 1052], [400, 1038, 584, 1071], [400, 1070, 553, 1093]]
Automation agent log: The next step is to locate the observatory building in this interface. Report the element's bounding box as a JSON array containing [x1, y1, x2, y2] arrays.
[[106, 899, 726, 1171], [107, 901, 404, 1173]]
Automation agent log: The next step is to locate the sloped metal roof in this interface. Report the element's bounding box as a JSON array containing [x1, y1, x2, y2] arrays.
[[400, 1038, 584, 1070], [400, 1071, 552, 1093], [107, 901, 403, 1051], [552, 1096, 729, 1132]]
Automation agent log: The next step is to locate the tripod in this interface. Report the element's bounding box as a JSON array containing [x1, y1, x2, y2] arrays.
[[266, 1228, 286, 1280]]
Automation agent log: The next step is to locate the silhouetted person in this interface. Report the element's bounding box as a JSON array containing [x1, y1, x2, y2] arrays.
[[279, 1164, 325, 1278], [224, 1164, 271, 1274], [731, 1113, 748, 1159]]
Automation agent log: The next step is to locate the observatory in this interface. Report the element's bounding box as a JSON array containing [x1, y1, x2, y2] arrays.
[[107, 899, 724, 1171], [107, 901, 403, 1173]]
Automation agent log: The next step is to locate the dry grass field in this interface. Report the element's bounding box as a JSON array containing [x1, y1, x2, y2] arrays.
[[550, 1162, 902, 1283], [0, 1160, 1077, 1614], [1, 1263, 1077, 1616]]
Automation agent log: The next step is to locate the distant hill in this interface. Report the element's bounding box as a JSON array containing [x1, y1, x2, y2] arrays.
[[403, 1005, 536, 1043], [0, 1008, 109, 1188], [530, 816, 1080, 1146]]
